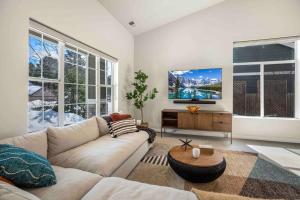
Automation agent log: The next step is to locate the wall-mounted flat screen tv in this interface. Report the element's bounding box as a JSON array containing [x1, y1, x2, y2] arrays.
[[168, 68, 222, 100]]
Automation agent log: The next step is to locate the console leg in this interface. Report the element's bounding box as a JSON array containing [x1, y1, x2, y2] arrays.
[[231, 132, 233, 144]]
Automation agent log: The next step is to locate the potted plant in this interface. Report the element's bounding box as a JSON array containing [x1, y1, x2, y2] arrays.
[[126, 70, 158, 127]]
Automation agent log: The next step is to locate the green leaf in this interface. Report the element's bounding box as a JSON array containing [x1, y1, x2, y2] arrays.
[[126, 70, 158, 111]]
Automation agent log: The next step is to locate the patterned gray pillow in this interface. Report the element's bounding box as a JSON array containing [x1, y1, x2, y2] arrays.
[[96, 117, 110, 136]]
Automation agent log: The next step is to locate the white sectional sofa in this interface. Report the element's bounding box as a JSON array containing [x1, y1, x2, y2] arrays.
[[0, 117, 197, 200]]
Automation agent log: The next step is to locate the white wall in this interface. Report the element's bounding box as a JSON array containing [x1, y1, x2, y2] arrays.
[[0, 0, 134, 139], [134, 0, 300, 143]]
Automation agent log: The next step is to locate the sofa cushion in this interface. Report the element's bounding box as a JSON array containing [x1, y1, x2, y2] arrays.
[[0, 180, 40, 200], [47, 117, 100, 157], [0, 144, 56, 188], [26, 166, 102, 200], [50, 131, 149, 176], [82, 177, 197, 200], [96, 117, 110, 136], [0, 130, 47, 158]]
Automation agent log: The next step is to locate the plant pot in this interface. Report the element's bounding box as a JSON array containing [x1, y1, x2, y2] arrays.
[[138, 122, 149, 128]]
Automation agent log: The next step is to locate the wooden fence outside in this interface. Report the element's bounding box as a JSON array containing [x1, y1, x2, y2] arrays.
[[233, 80, 294, 117]]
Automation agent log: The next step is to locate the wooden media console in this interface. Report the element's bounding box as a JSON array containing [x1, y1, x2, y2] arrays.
[[161, 109, 232, 143]]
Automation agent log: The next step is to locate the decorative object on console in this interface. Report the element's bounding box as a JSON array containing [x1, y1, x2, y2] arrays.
[[179, 138, 193, 151], [110, 119, 139, 138], [0, 144, 56, 188], [186, 105, 200, 113], [126, 70, 158, 123]]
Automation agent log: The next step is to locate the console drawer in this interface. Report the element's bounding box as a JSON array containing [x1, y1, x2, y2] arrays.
[[213, 122, 231, 132], [213, 113, 232, 124]]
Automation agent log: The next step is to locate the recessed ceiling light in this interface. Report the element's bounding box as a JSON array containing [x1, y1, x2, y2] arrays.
[[129, 21, 135, 27]]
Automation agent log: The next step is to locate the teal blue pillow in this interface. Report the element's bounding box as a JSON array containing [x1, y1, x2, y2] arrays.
[[0, 144, 56, 188]]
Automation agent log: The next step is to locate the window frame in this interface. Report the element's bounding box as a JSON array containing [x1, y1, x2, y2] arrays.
[[28, 27, 116, 132], [28, 29, 62, 131], [99, 59, 114, 116], [233, 41, 297, 119]]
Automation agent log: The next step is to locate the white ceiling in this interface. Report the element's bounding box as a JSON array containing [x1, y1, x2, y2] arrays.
[[98, 0, 224, 36]]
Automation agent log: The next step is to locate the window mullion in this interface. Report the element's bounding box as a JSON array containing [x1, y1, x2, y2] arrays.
[[111, 63, 114, 113], [295, 40, 300, 119], [42, 82, 45, 128], [41, 34, 45, 129], [58, 41, 65, 127], [84, 57, 88, 119], [41, 34, 44, 79], [76, 49, 79, 115], [260, 64, 264, 117], [96, 57, 100, 116]]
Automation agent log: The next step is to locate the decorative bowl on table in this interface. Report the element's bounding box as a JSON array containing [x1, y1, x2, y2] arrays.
[[186, 106, 200, 113]]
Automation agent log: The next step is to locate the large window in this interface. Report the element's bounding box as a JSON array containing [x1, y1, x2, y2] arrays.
[[28, 27, 116, 132], [233, 41, 295, 118]]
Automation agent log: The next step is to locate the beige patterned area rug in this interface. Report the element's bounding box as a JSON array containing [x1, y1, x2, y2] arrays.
[[127, 143, 300, 200]]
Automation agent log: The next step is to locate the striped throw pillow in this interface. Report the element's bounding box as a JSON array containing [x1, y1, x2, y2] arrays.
[[110, 119, 138, 137]]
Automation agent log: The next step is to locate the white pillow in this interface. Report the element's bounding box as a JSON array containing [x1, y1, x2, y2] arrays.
[[47, 117, 100, 157], [110, 119, 138, 138]]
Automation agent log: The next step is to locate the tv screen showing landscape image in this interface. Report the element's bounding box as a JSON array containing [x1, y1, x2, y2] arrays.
[[168, 68, 222, 100]]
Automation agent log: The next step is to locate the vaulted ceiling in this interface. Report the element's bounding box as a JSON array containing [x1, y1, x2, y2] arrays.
[[98, 0, 224, 36]]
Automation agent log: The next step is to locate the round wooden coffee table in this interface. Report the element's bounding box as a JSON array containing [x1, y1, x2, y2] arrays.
[[167, 145, 226, 183]]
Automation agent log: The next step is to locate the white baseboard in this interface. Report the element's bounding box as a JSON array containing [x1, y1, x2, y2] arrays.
[[153, 128, 230, 139], [233, 134, 300, 144], [153, 128, 300, 144]]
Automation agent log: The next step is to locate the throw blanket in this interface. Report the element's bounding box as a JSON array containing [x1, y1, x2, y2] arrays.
[[138, 127, 156, 143], [102, 116, 156, 144]]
